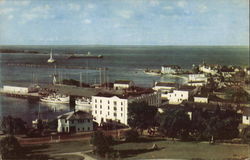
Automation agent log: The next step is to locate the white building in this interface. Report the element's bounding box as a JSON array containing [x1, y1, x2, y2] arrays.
[[3, 85, 29, 93], [114, 80, 134, 90], [242, 108, 250, 125], [166, 86, 196, 104], [92, 91, 161, 125], [199, 64, 218, 75], [153, 82, 178, 99], [161, 65, 181, 74], [194, 95, 208, 103], [57, 110, 93, 133]]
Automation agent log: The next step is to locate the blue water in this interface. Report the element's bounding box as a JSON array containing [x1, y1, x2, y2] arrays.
[[0, 45, 249, 124]]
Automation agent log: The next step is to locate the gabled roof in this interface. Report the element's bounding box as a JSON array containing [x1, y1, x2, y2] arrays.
[[114, 80, 133, 84], [58, 110, 92, 120]]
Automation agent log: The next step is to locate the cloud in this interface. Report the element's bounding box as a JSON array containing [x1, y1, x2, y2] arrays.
[[0, 8, 14, 15], [13, 1, 30, 6], [197, 4, 208, 13], [83, 19, 91, 24], [7, 14, 13, 20], [118, 10, 133, 19], [86, 3, 95, 9], [163, 6, 173, 11], [21, 4, 53, 23], [177, 0, 187, 8], [149, 0, 159, 6], [68, 3, 81, 11]]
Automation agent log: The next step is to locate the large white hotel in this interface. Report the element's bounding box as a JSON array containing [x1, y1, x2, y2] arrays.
[[91, 81, 161, 125]]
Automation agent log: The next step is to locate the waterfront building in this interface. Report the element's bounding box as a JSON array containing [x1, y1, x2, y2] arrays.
[[199, 64, 219, 75], [113, 80, 134, 90], [153, 82, 178, 99], [92, 90, 161, 125], [188, 74, 207, 86], [57, 110, 93, 133], [161, 65, 181, 74], [166, 86, 197, 104], [3, 84, 40, 93]]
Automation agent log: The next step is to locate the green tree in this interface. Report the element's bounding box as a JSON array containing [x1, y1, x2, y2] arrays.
[[159, 108, 191, 140], [1, 116, 27, 135], [0, 135, 24, 160], [124, 129, 139, 142], [90, 131, 112, 157], [128, 102, 157, 135]]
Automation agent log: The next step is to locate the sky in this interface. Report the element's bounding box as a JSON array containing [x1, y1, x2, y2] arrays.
[[0, 0, 249, 45]]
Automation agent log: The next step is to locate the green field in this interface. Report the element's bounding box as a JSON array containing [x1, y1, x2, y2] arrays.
[[24, 138, 249, 160]]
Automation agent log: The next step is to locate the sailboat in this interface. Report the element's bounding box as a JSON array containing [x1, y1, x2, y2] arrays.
[[47, 49, 55, 63]]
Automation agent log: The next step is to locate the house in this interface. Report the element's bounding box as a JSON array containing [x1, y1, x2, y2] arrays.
[[57, 110, 93, 133], [199, 64, 219, 75], [113, 80, 134, 90], [242, 108, 250, 125], [187, 74, 207, 86], [153, 82, 178, 99], [194, 95, 208, 103], [166, 86, 197, 104], [161, 65, 181, 74], [92, 90, 161, 125]]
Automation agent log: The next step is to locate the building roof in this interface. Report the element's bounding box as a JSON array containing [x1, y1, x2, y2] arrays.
[[58, 110, 92, 120], [179, 85, 196, 91], [162, 65, 181, 69], [114, 80, 133, 85], [188, 81, 206, 83], [155, 82, 178, 87], [243, 108, 250, 116]]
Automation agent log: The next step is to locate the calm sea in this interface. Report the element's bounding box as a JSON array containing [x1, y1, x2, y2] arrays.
[[0, 45, 249, 124]]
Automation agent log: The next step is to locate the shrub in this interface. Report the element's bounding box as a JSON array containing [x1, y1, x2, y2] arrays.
[[124, 129, 139, 142]]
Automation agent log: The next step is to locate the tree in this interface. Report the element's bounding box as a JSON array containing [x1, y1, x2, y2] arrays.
[[159, 108, 191, 140], [90, 131, 112, 157], [124, 129, 139, 142], [128, 102, 157, 135], [0, 135, 24, 160], [1, 116, 27, 135]]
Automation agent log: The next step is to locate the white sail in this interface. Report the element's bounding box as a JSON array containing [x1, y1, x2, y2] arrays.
[[48, 49, 55, 63]]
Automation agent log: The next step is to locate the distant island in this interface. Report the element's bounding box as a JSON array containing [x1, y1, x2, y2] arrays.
[[0, 49, 39, 54]]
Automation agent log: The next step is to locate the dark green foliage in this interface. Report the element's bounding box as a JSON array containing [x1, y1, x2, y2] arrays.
[[124, 129, 139, 142], [159, 108, 191, 140], [128, 102, 158, 134], [90, 130, 113, 157], [1, 116, 27, 135], [0, 135, 24, 160]]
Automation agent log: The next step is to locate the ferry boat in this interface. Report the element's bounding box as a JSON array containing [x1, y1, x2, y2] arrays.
[[75, 97, 92, 112], [47, 49, 55, 63], [40, 94, 69, 104], [67, 52, 103, 59]]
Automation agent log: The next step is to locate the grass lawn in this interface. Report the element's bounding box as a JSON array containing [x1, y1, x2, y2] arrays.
[[112, 137, 249, 160], [22, 139, 92, 159]]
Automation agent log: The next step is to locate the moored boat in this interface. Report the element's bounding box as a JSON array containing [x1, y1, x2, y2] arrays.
[[41, 94, 69, 104]]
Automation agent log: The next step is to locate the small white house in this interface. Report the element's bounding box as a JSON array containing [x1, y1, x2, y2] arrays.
[[194, 95, 208, 103], [153, 82, 178, 99], [199, 64, 218, 75], [161, 65, 181, 74], [242, 108, 250, 125], [57, 110, 93, 133], [114, 80, 134, 90], [188, 74, 207, 86], [166, 90, 189, 104]]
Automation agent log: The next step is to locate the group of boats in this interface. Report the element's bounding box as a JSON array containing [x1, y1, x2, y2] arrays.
[[40, 94, 91, 107], [47, 50, 103, 63]]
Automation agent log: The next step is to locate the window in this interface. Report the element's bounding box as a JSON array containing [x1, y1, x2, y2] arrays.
[[100, 105, 102, 109], [88, 127, 90, 131], [100, 100, 102, 103], [71, 120, 74, 124], [78, 128, 80, 131], [108, 112, 110, 115], [95, 110, 97, 114], [95, 99, 97, 103], [108, 101, 110, 104], [114, 101, 117, 105], [114, 113, 117, 117], [100, 111, 102, 114], [181, 94, 183, 97], [121, 102, 123, 105], [108, 106, 110, 110], [88, 119, 90, 123], [95, 105, 97, 108], [65, 119, 67, 123], [114, 107, 117, 111], [82, 128, 85, 131], [247, 116, 249, 120], [121, 107, 123, 111], [121, 113, 123, 116]]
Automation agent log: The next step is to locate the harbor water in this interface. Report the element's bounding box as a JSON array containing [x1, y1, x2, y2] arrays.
[[0, 45, 249, 124]]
